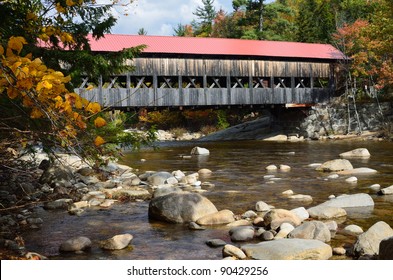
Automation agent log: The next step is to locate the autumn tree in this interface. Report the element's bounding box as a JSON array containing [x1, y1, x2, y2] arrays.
[[333, 0, 393, 93], [0, 0, 155, 165]]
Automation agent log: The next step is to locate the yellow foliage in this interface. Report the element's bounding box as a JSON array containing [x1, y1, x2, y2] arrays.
[[94, 117, 107, 128], [94, 136, 106, 147], [86, 102, 101, 114], [0, 45, 4, 55], [7, 36, 27, 54], [7, 87, 18, 99], [30, 107, 44, 119]]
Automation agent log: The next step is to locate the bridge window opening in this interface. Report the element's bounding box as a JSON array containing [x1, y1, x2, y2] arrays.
[[295, 77, 311, 88], [274, 77, 290, 88], [79, 77, 98, 89], [231, 77, 248, 88], [103, 76, 127, 89], [314, 78, 329, 88], [158, 76, 178, 88], [130, 76, 153, 88], [182, 76, 203, 88], [252, 77, 270, 88], [207, 77, 226, 88]]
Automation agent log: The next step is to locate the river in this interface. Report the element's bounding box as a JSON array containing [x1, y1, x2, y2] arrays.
[[22, 140, 393, 259]]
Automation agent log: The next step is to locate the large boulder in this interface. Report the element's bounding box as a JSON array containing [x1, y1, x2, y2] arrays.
[[339, 148, 371, 159], [288, 221, 331, 242], [148, 192, 218, 223], [241, 239, 332, 260], [315, 159, 353, 172], [353, 221, 393, 257], [196, 209, 235, 225], [318, 193, 374, 208]]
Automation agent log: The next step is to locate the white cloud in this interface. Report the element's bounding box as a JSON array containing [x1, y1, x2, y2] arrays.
[[110, 0, 234, 36]]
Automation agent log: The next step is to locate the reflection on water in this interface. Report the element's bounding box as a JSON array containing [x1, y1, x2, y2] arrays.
[[23, 140, 393, 259]]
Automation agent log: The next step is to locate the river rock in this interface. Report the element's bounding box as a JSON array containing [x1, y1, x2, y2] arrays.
[[379, 236, 393, 260], [227, 219, 253, 228], [307, 205, 347, 219], [107, 186, 151, 201], [315, 159, 353, 172], [333, 247, 347, 255], [198, 168, 212, 175], [241, 210, 258, 219], [196, 209, 235, 225], [222, 244, 246, 259], [282, 189, 294, 195], [147, 172, 175, 186], [379, 185, 393, 195], [369, 184, 381, 191], [324, 220, 338, 231], [188, 222, 206, 230], [343, 224, 363, 235], [241, 239, 332, 260], [345, 176, 358, 183], [338, 167, 378, 175], [148, 192, 218, 223], [279, 164, 291, 171], [255, 201, 270, 212], [39, 165, 74, 185], [44, 198, 73, 210], [260, 230, 275, 241], [99, 234, 133, 250], [353, 221, 393, 257], [206, 239, 226, 248], [191, 146, 210, 155], [59, 236, 92, 252], [290, 207, 310, 222], [266, 164, 278, 171], [275, 223, 295, 239], [288, 221, 331, 242], [339, 148, 371, 159], [263, 209, 302, 230], [288, 194, 313, 202], [153, 186, 183, 198], [229, 226, 255, 242], [319, 193, 374, 208]]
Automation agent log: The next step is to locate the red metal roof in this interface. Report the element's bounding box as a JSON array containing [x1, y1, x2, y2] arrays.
[[87, 34, 344, 60]]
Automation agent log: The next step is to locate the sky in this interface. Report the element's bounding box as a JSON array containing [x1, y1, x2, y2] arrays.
[[109, 0, 273, 36]]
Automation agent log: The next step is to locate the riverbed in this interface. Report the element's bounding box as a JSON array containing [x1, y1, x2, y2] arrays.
[[22, 140, 393, 259]]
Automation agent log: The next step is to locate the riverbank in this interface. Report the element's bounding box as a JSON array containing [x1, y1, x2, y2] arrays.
[[1, 136, 393, 260]]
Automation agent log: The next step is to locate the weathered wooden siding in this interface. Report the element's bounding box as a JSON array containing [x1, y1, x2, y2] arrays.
[[128, 58, 331, 77], [76, 87, 330, 108]]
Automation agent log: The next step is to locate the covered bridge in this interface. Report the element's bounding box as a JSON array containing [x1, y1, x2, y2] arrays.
[[76, 34, 345, 109]]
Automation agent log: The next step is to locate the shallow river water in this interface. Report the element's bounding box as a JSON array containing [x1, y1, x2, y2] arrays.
[[23, 140, 393, 259]]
